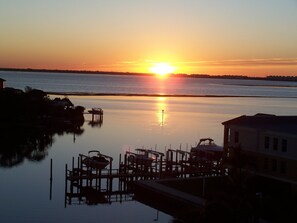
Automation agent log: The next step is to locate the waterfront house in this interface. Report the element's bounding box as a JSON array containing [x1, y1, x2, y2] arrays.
[[0, 78, 5, 89], [222, 113, 297, 185]]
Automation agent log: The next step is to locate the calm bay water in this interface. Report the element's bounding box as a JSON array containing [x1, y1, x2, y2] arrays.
[[0, 71, 297, 222], [1, 71, 297, 97]]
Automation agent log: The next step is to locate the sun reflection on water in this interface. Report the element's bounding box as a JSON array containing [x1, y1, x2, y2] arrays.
[[156, 97, 167, 126]]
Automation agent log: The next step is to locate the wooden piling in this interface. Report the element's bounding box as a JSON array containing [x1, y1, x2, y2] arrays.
[[72, 157, 74, 170], [64, 164, 68, 207], [50, 158, 53, 181], [202, 177, 206, 197]]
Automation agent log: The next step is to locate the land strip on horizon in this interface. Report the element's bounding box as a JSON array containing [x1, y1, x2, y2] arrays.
[[1, 67, 297, 82]]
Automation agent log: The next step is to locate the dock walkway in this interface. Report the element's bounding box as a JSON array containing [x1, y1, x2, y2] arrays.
[[135, 180, 205, 207]]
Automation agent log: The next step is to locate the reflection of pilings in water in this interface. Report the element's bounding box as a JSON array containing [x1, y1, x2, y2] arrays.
[[87, 108, 104, 127], [89, 115, 103, 127], [161, 109, 164, 126], [91, 112, 103, 122], [50, 158, 53, 200], [64, 165, 66, 207]]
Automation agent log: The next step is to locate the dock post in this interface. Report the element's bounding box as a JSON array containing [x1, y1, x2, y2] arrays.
[[65, 164, 68, 207], [124, 153, 127, 173], [72, 157, 74, 171], [109, 157, 112, 174], [50, 158, 53, 181], [109, 177, 113, 192], [99, 169, 102, 188], [119, 153, 122, 168], [202, 177, 206, 197], [159, 156, 163, 177]]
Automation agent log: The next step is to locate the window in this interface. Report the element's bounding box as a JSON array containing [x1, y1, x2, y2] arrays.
[[282, 139, 287, 152], [272, 159, 277, 172], [273, 138, 278, 151], [264, 136, 270, 149], [234, 131, 239, 143], [280, 161, 286, 174], [264, 158, 268, 170]]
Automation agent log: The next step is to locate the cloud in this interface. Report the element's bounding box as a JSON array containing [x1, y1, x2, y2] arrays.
[[121, 61, 139, 64], [177, 58, 297, 67]]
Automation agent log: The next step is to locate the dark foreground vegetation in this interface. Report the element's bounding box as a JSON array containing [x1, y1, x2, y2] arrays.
[[0, 86, 85, 167]]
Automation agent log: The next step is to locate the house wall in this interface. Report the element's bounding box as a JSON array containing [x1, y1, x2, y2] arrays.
[[0, 81, 4, 89], [244, 151, 297, 184], [226, 124, 297, 184], [258, 131, 297, 159], [228, 126, 258, 152]]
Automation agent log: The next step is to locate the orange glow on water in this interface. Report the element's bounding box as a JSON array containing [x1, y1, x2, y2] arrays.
[[156, 97, 167, 126]]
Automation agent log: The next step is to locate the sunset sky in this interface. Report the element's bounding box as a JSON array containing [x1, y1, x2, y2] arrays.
[[1, 0, 297, 77]]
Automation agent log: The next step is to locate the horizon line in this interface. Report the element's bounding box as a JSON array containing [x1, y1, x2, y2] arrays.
[[1, 67, 297, 80]]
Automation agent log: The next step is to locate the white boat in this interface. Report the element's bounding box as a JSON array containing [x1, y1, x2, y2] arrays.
[[191, 138, 223, 153], [190, 138, 223, 162], [127, 148, 157, 166], [126, 148, 164, 166], [81, 150, 111, 169]]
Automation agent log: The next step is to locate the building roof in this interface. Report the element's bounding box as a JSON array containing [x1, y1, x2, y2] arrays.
[[0, 78, 6, 82], [222, 114, 297, 134]]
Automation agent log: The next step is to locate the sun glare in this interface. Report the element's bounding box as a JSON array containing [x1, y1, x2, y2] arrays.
[[150, 62, 175, 77]]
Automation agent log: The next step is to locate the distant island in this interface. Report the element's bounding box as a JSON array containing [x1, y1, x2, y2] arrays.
[[1, 67, 297, 82]]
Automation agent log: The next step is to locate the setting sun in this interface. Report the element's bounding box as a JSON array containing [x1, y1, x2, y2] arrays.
[[150, 63, 175, 77]]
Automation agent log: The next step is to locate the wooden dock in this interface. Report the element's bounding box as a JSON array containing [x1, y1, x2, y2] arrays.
[[134, 180, 206, 207], [65, 148, 225, 206], [84, 108, 103, 127]]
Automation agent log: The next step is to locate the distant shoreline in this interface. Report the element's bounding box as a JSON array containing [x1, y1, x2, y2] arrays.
[[47, 92, 297, 98], [1, 67, 297, 82]]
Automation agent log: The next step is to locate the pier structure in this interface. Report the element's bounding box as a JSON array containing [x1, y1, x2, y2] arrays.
[[86, 108, 103, 127], [165, 149, 191, 177], [122, 148, 165, 178], [65, 153, 133, 207], [65, 146, 224, 206]]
